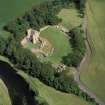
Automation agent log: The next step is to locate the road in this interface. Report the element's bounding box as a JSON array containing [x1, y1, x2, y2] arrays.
[[74, 8, 105, 105]]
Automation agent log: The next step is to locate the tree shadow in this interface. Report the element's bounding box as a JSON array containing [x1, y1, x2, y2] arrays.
[[0, 61, 37, 105]]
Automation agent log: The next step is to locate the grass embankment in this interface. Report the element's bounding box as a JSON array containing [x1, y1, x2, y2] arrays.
[[0, 56, 12, 105], [19, 71, 93, 105], [40, 26, 72, 63], [81, 0, 105, 102], [58, 8, 82, 29], [0, 79, 11, 105]]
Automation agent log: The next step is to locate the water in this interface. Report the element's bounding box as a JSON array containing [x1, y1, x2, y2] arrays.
[[0, 61, 37, 105]]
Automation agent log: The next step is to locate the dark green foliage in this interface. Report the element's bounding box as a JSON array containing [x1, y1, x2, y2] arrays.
[[53, 71, 79, 93], [70, 28, 86, 55], [62, 50, 83, 67], [74, 0, 86, 10], [4, 0, 72, 40], [0, 37, 8, 55], [62, 27, 86, 67]]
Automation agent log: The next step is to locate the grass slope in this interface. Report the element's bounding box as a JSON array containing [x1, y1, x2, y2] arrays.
[[19, 71, 93, 105], [40, 26, 72, 63], [81, 0, 105, 102], [58, 8, 82, 29], [0, 79, 11, 105]]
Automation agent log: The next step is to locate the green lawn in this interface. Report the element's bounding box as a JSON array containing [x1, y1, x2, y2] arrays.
[[58, 8, 82, 29], [40, 26, 72, 63], [81, 0, 105, 102], [0, 79, 11, 105], [19, 71, 93, 105]]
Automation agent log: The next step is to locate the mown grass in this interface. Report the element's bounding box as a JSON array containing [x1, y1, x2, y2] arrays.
[[40, 26, 72, 63], [0, 79, 11, 105], [58, 8, 82, 29], [19, 71, 93, 105], [81, 0, 105, 102]]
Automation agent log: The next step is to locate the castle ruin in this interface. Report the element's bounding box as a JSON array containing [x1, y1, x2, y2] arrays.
[[27, 28, 40, 44]]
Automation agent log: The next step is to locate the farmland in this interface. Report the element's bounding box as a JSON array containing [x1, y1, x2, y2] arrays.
[[0, 0, 52, 28], [81, 0, 105, 102]]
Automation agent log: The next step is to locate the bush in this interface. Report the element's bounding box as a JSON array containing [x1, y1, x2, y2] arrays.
[[62, 27, 86, 67]]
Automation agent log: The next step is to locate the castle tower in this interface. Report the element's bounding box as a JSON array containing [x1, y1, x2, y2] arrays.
[[27, 29, 40, 44]]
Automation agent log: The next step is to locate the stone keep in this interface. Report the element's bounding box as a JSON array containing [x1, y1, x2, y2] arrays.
[[27, 29, 40, 44]]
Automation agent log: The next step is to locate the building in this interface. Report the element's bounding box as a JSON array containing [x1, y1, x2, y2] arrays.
[[27, 29, 40, 44]]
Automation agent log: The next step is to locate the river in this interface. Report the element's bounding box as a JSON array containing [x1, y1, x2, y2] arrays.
[[0, 61, 37, 105]]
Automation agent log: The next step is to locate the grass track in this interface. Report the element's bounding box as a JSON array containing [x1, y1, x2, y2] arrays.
[[0, 79, 11, 105], [81, 0, 105, 102]]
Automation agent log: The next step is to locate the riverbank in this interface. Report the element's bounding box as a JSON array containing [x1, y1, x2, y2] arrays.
[[0, 79, 11, 105], [0, 60, 37, 105], [0, 56, 92, 105]]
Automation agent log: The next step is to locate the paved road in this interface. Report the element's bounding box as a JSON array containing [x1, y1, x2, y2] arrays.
[[74, 10, 105, 105]]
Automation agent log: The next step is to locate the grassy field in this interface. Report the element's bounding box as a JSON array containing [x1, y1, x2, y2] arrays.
[[0, 0, 52, 39], [58, 8, 82, 29], [40, 26, 72, 63], [19, 71, 93, 105], [0, 0, 52, 28], [81, 0, 105, 102], [0, 79, 11, 105]]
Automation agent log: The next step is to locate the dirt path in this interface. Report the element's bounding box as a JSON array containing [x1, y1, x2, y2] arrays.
[[74, 8, 105, 105]]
